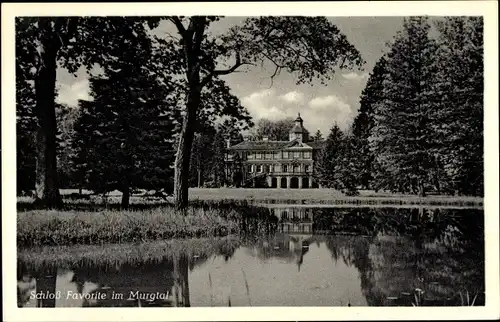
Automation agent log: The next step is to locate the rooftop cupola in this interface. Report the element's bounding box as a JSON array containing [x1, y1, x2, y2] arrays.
[[295, 113, 303, 125], [289, 113, 308, 142]]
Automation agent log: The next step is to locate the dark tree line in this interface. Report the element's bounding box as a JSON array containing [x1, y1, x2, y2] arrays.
[[189, 120, 244, 188], [317, 17, 483, 197]]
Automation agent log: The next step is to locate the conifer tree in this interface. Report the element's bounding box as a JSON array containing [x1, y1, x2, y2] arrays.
[[352, 57, 388, 190], [312, 130, 324, 141], [316, 124, 345, 189], [431, 17, 484, 196], [71, 35, 177, 208], [370, 17, 438, 196]]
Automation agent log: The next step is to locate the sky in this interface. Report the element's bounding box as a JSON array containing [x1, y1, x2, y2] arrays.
[[55, 16, 405, 135]]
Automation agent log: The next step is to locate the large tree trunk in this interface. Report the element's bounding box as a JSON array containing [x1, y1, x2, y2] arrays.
[[174, 90, 201, 209], [121, 180, 130, 209], [33, 32, 62, 209], [418, 178, 426, 197], [172, 17, 208, 209]]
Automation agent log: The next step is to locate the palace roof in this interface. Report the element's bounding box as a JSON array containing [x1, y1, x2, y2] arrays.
[[228, 139, 325, 151]]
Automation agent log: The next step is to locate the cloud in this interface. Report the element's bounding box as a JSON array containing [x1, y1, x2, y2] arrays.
[[341, 72, 368, 81], [241, 89, 355, 135], [56, 79, 92, 106], [279, 91, 304, 103], [241, 89, 285, 120], [309, 95, 350, 111], [307, 95, 353, 131]]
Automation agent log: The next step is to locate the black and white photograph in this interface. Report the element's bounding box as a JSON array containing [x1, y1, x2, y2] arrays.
[[2, 1, 499, 321]]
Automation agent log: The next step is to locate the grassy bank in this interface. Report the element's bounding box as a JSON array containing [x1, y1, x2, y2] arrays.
[[18, 237, 241, 271], [18, 188, 484, 209], [17, 202, 276, 247], [188, 188, 483, 207]]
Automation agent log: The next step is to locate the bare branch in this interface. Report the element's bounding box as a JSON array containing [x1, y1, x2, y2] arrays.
[[213, 51, 243, 76], [261, 51, 287, 86], [164, 31, 180, 42], [200, 51, 248, 87], [268, 64, 281, 88]]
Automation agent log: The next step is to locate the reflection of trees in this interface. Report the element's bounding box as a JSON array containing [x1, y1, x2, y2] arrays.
[[321, 208, 483, 306], [314, 207, 484, 306], [18, 238, 241, 308], [243, 233, 311, 271], [17, 261, 58, 308], [321, 235, 385, 306]]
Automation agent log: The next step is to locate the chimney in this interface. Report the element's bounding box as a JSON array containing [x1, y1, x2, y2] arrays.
[[226, 138, 231, 149], [262, 136, 269, 142]]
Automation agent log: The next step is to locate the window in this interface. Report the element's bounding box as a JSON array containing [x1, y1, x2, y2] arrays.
[[274, 151, 280, 159], [248, 152, 254, 160], [304, 151, 311, 159], [282, 165, 288, 173], [305, 165, 310, 172], [283, 151, 289, 159], [293, 164, 300, 173], [293, 151, 301, 159], [265, 152, 272, 160], [256, 152, 262, 159], [257, 165, 263, 173]]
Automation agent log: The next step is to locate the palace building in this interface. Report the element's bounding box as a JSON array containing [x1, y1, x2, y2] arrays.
[[225, 114, 325, 188]]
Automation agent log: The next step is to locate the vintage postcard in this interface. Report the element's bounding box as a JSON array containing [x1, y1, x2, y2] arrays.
[[2, 1, 499, 321]]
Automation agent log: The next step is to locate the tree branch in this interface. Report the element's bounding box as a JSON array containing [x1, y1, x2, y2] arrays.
[[169, 17, 186, 36], [213, 51, 243, 76], [53, 17, 78, 48], [200, 51, 249, 87]]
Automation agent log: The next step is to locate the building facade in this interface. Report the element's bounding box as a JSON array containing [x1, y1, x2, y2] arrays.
[[225, 114, 325, 188]]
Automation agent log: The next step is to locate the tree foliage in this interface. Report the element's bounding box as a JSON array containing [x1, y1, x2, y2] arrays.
[[71, 34, 177, 208], [431, 17, 484, 195], [349, 16, 483, 196], [250, 117, 295, 141], [312, 130, 324, 141], [369, 17, 439, 196], [351, 57, 388, 190], [316, 124, 358, 194]]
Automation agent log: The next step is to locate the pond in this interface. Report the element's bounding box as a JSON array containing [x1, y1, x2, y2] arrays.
[[17, 206, 484, 307]]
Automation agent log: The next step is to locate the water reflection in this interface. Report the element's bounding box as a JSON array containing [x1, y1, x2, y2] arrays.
[[18, 206, 484, 307]]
